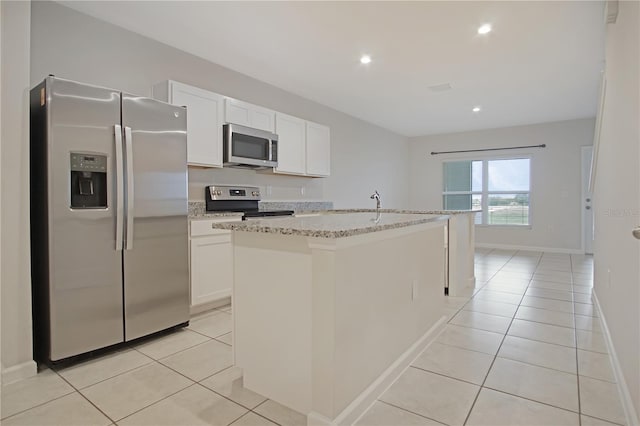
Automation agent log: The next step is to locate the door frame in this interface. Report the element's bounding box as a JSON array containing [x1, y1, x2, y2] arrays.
[[581, 145, 594, 254]]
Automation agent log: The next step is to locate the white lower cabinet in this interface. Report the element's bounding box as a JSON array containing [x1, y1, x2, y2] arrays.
[[189, 218, 240, 308]]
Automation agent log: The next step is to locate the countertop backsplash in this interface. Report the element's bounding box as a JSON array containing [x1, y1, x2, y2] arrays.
[[188, 200, 334, 217], [188, 167, 325, 202]]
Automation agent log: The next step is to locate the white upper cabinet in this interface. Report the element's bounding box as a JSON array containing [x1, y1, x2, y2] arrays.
[[225, 98, 275, 132], [274, 113, 306, 175], [154, 81, 330, 176], [153, 81, 224, 168], [305, 122, 331, 177]]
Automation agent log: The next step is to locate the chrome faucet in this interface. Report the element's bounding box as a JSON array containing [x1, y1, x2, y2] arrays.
[[370, 190, 381, 211]]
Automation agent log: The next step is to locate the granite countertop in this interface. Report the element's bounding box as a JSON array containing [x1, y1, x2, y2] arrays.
[[327, 208, 480, 215], [211, 212, 448, 238], [190, 212, 244, 219], [188, 202, 243, 218], [188, 199, 479, 220]]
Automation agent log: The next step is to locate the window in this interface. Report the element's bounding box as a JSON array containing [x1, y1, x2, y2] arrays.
[[443, 158, 530, 226]]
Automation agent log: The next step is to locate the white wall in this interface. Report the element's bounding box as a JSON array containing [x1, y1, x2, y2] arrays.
[[30, 1, 410, 209], [1, 0, 37, 382], [0, 0, 410, 376], [409, 118, 595, 252], [592, 1, 639, 422]]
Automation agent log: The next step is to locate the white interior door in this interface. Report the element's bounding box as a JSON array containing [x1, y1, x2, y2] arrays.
[[581, 146, 594, 254]]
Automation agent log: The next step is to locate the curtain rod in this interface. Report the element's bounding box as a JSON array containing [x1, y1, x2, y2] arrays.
[[430, 144, 546, 155]]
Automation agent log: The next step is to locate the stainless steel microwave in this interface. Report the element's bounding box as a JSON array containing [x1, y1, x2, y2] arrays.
[[223, 123, 278, 169]]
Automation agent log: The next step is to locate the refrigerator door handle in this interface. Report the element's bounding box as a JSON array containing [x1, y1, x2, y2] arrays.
[[115, 124, 124, 251], [124, 126, 134, 250]]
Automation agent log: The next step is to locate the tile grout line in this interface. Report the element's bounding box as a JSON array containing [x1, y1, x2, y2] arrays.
[[463, 252, 593, 423], [456, 256, 606, 422], [0, 384, 76, 422], [58, 347, 158, 391], [139, 333, 225, 363], [10, 312, 239, 425], [113, 382, 201, 424], [3, 347, 160, 422], [409, 365, 486, 388], [129, 344, 224, 386], [248, 399, 286, 426], [462, 249, 530, 425], [187, 326, 233, 341], [114, 346, 254, 420], [373, 400, 449, 426], [571, 254, 583, 426], [194, 373, 270, 413], [233, 410, 279, 426], [481, 386, 582, 415], [52, 368, 118, 425]]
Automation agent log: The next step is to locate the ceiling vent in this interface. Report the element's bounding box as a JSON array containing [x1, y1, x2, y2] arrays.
[[428, 83, 452, 92]]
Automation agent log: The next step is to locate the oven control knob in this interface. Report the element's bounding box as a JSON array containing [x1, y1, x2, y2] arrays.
[[252, 191, 259, 196], [216, 190, 222, 196]]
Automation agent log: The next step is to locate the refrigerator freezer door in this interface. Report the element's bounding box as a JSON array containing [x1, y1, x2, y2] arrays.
[[46, 77, 124, 360], [121, 95, 189, 341]]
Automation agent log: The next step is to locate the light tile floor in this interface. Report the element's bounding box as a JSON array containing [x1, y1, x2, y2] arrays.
[[0, 250, 628, 425], [0, 307, 293, 426], [357, 249, 627, 426]]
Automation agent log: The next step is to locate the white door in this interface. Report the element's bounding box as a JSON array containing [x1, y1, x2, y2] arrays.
[[581, 146, 594, 254]]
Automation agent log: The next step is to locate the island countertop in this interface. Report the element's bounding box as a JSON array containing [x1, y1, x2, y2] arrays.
[[212, 211, 448, 238]]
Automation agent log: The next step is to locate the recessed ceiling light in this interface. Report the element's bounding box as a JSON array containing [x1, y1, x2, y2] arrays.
[[472, 106, 482, 113], [360, 55, 372, 64], [477, 24, 492, 35]]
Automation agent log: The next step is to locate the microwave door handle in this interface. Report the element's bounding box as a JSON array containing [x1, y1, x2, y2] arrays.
[[124, 126, 134, 250], [269, 139, 273, 162], [114, 124, 124, 251]]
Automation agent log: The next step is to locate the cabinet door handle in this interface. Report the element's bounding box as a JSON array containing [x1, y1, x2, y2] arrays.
[[633, 226, 640, 240]]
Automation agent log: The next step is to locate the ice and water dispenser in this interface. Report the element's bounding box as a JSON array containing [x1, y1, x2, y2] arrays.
[[70, 153, 107, 209]]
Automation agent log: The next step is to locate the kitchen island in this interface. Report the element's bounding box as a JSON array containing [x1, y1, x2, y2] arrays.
[[216, 212, 448, 425]]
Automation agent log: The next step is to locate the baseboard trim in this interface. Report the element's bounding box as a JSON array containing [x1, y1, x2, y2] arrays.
[[1, 360, 37, 385], [475, 243, 584, 254], [592, 292, 639, 426], [189, 296, 231, 316], [307, 316, 447, 426]]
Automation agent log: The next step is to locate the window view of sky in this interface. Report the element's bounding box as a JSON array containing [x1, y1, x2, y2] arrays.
[[472, 161, 482, 191], [488, 158, 530, 191], [443, 157, 531, 226]]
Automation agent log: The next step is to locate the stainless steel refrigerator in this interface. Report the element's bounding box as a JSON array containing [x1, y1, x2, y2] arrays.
[[30, 76, 189, 363]]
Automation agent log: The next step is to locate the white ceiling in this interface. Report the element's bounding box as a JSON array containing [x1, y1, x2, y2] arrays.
[[59, 1, 606, 137]]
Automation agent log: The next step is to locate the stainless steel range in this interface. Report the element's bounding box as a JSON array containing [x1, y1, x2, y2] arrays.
[[205, 185, 294, 220]]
